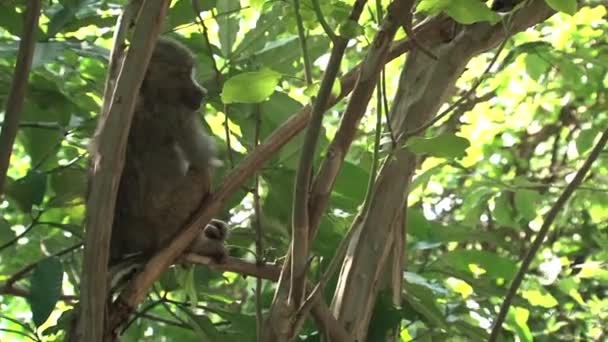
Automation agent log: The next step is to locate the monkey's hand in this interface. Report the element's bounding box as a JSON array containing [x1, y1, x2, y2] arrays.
[[187, 219, 229, 263]]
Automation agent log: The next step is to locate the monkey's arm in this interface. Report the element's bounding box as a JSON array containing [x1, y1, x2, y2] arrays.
[[175, 113, 218, 169]]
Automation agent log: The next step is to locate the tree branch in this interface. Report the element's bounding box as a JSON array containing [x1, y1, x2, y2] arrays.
[[79, 1, 170, 341], [0, 0, 41, 197]]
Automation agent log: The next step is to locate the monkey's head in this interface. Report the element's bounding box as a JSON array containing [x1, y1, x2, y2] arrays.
[[141, 38, 207, 111]]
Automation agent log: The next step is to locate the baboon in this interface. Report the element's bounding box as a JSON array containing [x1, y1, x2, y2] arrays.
[[101, 37, 227, 265]]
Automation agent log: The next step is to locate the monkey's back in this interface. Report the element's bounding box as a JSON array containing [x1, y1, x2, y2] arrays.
[[110, 103, 211, 263]]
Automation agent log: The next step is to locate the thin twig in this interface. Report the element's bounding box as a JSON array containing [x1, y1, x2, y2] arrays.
[[253, 104, 265, 341], [311, 0, 337, 42], [293, 0, 313, 85]]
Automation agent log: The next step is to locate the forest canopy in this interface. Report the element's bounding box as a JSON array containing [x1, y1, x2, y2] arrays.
[[0, 0, 607, 341]]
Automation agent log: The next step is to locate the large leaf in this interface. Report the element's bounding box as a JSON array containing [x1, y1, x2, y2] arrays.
[[28, 257, 63, 327], [221, 69, 281, 104], [545, 0, 578, 15]]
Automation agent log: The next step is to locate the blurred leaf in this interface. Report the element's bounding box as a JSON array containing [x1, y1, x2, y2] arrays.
[[0, 217, 14, 243], [28, 257, 63, 327], [524, 53, 551, 82], [168, 0, 217, 29], [418, 0, 499, 24], [506, 307, 533, 342], [217, 0, 240, 56], [338, 19, 364, 39], [246, 35, 329, 75], [514, 189, 541, 221], [522, 289, 558, 308], [545, 0, 578, 15], [493, 191, 518, 227], [407, 133, 470, 159], [6, 171, 47, 212], [434, 250, 518, 281], [49, 167, 86, 206], [183, 311, 223, 341], [576, 128, 598, 154], [403, 282, 447, 328], [496, 41, 553, 73], [368, 291, 403, 340], [221, 69, 281, 104]]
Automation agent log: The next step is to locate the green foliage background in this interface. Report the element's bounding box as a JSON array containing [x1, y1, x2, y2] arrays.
[[0, 0, 607, 341]]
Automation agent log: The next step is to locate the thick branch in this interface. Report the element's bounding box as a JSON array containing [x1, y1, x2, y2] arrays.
[[79, 1, 170, 341]]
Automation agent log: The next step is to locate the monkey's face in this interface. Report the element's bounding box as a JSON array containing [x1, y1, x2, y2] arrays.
[[142, 62, 207, 111]]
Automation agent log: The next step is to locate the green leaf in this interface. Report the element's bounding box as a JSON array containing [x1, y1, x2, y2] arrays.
[[496, 41, 554, 73], [524, 53, 550, 82], [403, 281, 447, 328], [167, 0, 196, 29], [434, 250, 518, 281], [409, 163, 445, 192], [460, 185, 494, 225], [493, 192, 517, 228], [221, 69, 281, 104], [576, 128, 598, 154], [407, 133, 470, 159], [368, 292, 403, 340], [159, 268, 180, 292], [418, 0, 498, 24], [522, 289, 558, 308], [28, 257, 64, 327], [0, 217, 14, 244], [545, 0, 578, 15], [416, 0, 450, 15], [514, 189, 541, 221], [338, 19, 364, 39], [444, 0, 499, 24], [507, 307, 533, 342], [49, 167, 86, 206], [5, 171, 47, 212], [47, 6, 76, 38]]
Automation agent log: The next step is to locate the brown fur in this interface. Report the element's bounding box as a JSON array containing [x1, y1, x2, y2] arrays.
[[105, 38, 227, 264]]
